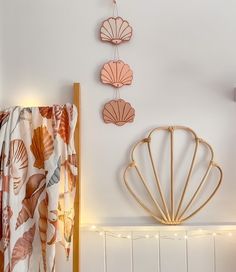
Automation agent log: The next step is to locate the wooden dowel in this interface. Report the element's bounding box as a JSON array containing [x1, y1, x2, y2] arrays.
[[73, 82, 81, 272]]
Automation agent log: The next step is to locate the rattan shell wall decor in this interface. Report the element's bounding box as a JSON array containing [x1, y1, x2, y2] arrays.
[[123, 126, 223, 225], [100, 0, 135, 126]]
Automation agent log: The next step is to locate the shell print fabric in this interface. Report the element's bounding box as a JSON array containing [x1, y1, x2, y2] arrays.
[[7, 139, 28, 195], [15, 173, 47, 230], [30, 126, 54, 169], [10, 224, 36, 271], [0, 104, 78, 272]]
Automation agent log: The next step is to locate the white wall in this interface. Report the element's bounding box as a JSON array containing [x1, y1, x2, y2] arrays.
[[1, 0, 236, 271]]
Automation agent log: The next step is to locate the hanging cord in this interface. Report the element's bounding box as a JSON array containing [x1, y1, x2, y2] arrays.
[[113, 44, 120, 100], [213, 235, 216, 272], [185, 232, 189, 272], [112, 0, 119, 17], [158, 231, 161, 272], [103, 232, 108, 272], [130, 232, 134, 272], [113, 88, 121, 100], [113, 45, 120, 61]]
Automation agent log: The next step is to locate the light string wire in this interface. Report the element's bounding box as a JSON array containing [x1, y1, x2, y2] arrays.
[[113, 44, 121, 100], [112, 0, 121, 101], [112, 0, 119, 17], [103, 231, 108, 272], [131, 232, 134, 272], [185, 231, 189, 272], [158, 231, 161, 272], [213, 234, 216, 272], [90, 226, 235, 241]]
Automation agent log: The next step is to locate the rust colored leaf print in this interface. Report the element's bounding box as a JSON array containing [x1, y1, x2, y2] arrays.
[[38, 195, 58, 272], [69, 104, 73, 121], [58, 207, 74, 244], [61, 161, 76, 192], [58, 107, 70, 144], [0, 112, 9, 128], [2, 206, 13, 251], [0, 192, 2, 241], [11, 224, 36, 272], [39, 107, 53, 119], [38, 196, 48, 272], [8, 139, 28, 194], [47, 210, 58, 245], [0, 250, 4, 272], [0, 176, 10, 240], [16, 174, 46, 230], [2, 176, 9, 193], [30, 126, 54, 169], [0, 142, 6, 176], [68, 154, 77, 168], [4, 263, 10, 272], [51, 105, 63, 139]]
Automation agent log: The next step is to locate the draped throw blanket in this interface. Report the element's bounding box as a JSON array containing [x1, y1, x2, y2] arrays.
[[0, 104, 77, 272]]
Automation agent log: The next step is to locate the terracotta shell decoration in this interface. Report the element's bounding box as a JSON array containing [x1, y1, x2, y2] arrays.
[[100, 60, 133, 88], [123, 126, 223, 225], [15, 173, 47, 229], [100, 17, 132, 45], [102, 99, 135, 126], [8, 139, 28, 195], [30, 126, 54, 169]]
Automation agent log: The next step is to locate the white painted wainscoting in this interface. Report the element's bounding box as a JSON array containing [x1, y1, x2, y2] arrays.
[[80, 226, 236, 272]]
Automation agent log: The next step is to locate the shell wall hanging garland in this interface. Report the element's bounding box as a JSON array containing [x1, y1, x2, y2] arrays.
[[100, 0, 135, 126]]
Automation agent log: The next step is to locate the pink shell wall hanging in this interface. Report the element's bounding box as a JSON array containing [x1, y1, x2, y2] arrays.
[[102, 99, 135, 126], [100, 60, 133, 88], [99, 0, 135, 126], [100, 17, 133, 45]]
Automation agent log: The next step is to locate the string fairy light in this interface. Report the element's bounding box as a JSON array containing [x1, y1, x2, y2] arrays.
[[88, 226, 235, 241], [86, 226, 236, 272]]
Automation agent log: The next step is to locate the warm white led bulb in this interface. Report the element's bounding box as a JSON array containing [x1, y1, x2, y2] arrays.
[[212, 232, 217, 237], [99, 232, 104, 236], [117, 234, 122, 238], [91, 225, 96, 230], [184, 235, 188, 240], [228, 232, 233, 237], [155, 234, 159, 239], [145, 234, 150, 239], [174, 233, 178, 237], [127, 235, 131, 239]]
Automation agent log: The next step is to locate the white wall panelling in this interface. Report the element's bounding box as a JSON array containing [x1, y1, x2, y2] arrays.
[[81, 230, 236, 272]]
